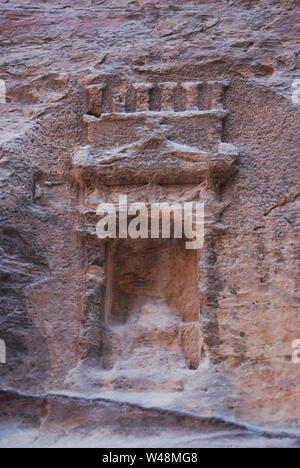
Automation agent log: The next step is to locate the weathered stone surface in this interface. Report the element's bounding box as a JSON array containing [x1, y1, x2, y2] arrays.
[[0, 0, 299, 448]]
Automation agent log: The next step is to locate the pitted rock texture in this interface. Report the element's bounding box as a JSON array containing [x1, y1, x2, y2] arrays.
[[0, 0, 299, 448]]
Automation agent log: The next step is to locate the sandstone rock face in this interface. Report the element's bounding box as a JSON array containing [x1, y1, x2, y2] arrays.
[[0, 0, 299, 448]]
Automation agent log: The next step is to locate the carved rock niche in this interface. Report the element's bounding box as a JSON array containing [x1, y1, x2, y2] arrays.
[[71, 79, 239, 392]]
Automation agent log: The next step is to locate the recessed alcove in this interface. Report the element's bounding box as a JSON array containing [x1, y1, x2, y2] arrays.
[[106, 238, 199, 325], [100, 237, 201, 374]]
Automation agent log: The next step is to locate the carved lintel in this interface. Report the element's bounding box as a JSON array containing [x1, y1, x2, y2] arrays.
[[72, 138, 238, 186]]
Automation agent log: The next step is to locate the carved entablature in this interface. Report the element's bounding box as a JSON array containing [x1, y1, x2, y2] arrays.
[[73, 137, 238, 186], [74, 80, 238, 187]]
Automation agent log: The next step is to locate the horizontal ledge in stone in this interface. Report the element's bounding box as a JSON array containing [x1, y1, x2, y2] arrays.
[[84, 109, 228, 122]]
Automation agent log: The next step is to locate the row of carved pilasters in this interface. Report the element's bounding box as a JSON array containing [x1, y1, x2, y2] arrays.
[[86, 80, 228, 116]]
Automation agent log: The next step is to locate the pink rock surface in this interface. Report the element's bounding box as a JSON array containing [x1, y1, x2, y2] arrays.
[[0, 0, 299, 448]]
